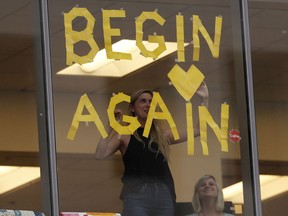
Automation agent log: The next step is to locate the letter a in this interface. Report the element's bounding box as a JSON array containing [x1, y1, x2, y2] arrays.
[[143, 92, 179, 140], [67, 94, 107, 140]]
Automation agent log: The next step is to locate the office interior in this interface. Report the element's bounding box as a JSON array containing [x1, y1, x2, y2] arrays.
[[0, 0, 287, 215]]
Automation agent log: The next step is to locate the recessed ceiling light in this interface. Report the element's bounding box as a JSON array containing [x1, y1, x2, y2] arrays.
[[223, 174, 288, 204], [0, 166, 40, 195], [57, 39, 188, 77]]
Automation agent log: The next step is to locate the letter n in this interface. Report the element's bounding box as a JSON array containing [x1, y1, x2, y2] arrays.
[[198, 103, 229, 155]]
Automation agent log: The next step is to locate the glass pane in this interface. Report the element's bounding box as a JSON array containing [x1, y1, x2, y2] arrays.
[[0, 0, 42, 212], [249, 1, 288, 215], [48, 0, 256, 215]]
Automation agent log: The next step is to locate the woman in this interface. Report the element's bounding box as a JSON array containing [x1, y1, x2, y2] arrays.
[[96, 83, 208, 216], [186, 175, 234, 216]]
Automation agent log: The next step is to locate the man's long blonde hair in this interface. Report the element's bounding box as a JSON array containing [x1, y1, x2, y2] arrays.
[[129, 89, 170, 160]]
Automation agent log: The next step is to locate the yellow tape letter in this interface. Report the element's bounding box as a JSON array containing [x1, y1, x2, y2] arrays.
[[143, 92, 179, 140], [186, 102, 195, 155], [221, 103, 229, 151], [198, 103, 229, 155], [107, 93, 141, 134], [64, 7, 99, 65], [102, 9, 132, 60], [136, 11, 166, 58], [176, 14, 185, 62], [67, 94, 107, 140], [192, 15, 223, 61]]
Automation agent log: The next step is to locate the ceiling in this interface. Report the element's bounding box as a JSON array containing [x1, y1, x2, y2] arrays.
[[0, 0, 287, 100], [0, 0, 288, 215]]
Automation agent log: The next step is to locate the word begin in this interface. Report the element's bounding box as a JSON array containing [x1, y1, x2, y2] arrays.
[[64, 7, 223, 65]]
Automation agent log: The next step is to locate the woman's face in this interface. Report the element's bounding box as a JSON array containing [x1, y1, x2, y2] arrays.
[[198, 177, 218, 200], [131, 92, 152, 124]]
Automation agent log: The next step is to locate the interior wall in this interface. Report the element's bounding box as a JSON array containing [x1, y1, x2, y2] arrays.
[[0, 88, 239, 202], [2, 89, 288, 207], [0, 91, 38, 152], [256, 101, 288, 161]]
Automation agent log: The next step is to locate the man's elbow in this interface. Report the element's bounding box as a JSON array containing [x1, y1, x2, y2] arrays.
[[95, 152, 106, 160]]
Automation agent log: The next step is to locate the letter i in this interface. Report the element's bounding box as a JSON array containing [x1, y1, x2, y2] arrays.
[[186, 102, 194, 155]]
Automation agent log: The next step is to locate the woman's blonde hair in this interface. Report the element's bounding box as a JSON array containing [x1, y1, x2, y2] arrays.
[[129, 89, 170, 160], [192, 175, 224, 213]]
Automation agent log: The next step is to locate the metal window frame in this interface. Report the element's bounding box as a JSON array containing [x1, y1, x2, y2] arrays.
[[34, 0, 59, 215], [231, 0, 262, 215]]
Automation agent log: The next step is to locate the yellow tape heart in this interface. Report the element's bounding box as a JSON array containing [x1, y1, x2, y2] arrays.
[[167, 64, 205, 101]]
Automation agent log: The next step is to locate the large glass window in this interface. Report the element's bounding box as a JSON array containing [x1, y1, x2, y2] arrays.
[[45, 1, 258, 215], [2, 1, 287, 215], [0, 0, 42, 212], [248, 1, 288, 215], [4, 0, 288, 216]]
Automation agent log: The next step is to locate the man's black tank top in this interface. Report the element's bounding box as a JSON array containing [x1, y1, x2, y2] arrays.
[[120, 127, 176, 201]]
